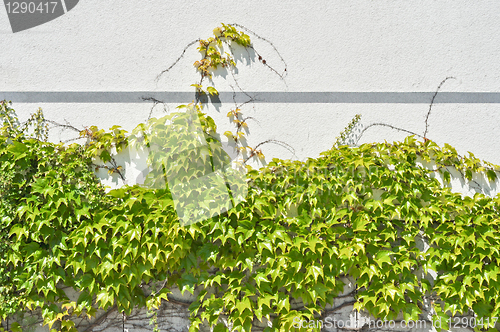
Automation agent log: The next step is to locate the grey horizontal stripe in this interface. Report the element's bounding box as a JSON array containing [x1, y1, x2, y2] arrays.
[[1, 91, 500, 103]]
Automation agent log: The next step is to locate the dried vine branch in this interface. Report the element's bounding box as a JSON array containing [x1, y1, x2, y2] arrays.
[[356, 122, 424, 145], [80, 306, 118, 332], [423, 76, 456, 138], [244, 139, 296, 163], [155, 39, 200, 82], [141, 96, 169, 121], [230, 23, 288, 79]]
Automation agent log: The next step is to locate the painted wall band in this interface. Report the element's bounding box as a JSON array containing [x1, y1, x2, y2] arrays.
[[1, 92, 500, 104]]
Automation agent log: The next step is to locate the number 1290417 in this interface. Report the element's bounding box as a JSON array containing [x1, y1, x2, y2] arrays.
[[5, 2, 59, 14], [449, 317, 498, 329]]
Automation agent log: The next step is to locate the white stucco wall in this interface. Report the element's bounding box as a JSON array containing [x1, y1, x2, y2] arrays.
[[2, 1, 500, 331], [1, 1, 500, 164]]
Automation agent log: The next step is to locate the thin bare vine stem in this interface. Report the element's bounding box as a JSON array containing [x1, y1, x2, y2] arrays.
[[423, 76, 456, 138], [155, 39, 200, 83], [230, 23, 288, 79], [356, 123, 424, 145]]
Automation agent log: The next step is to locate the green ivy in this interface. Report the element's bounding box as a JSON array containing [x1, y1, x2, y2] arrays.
[[1, 25, 500, 332]]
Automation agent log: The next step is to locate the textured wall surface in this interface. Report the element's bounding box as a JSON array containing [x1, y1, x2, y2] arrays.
[[1, 1, 500, 164], [1, 1, 500, 331]]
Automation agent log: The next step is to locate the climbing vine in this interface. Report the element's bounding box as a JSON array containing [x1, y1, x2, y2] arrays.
[[1, 24, 500, 332]]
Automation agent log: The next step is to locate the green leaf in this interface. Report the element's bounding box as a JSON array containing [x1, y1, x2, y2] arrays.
[[307, 265, 323, 282], [235, 296, 252, 314], [353, 214, 369, 231], [472, 302, 493, 318], [213, 323, 228, 332], [77, 291, 93, 306], [9, 225, 28, 240], [10, 323, 21, 332], [375, 250, 392, 266], [486, 169, 497, 182], [178, 274, 197, 295], [206, 86, 219, 96]]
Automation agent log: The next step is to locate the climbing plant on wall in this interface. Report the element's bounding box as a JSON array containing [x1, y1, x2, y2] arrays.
[[1, 24, 500, 332]]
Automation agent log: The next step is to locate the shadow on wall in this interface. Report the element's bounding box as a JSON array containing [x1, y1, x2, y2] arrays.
[[98, 106, 248, 227]]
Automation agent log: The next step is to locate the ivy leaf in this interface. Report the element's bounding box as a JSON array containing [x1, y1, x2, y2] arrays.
[[10, 323, 22, 332], [77, 291, 92, 307], [307, 265, 323, 282], [213, 323, 228, 332], [486, 169, 497, 182], [206, 86, 219, 96], [9, 225, 28, 241], [472, 302, 493, 318], [353, 214, 369, 232], [375, 250, 392, 266], [178, 274, 197, 295], [235, 296, 252, 314]]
